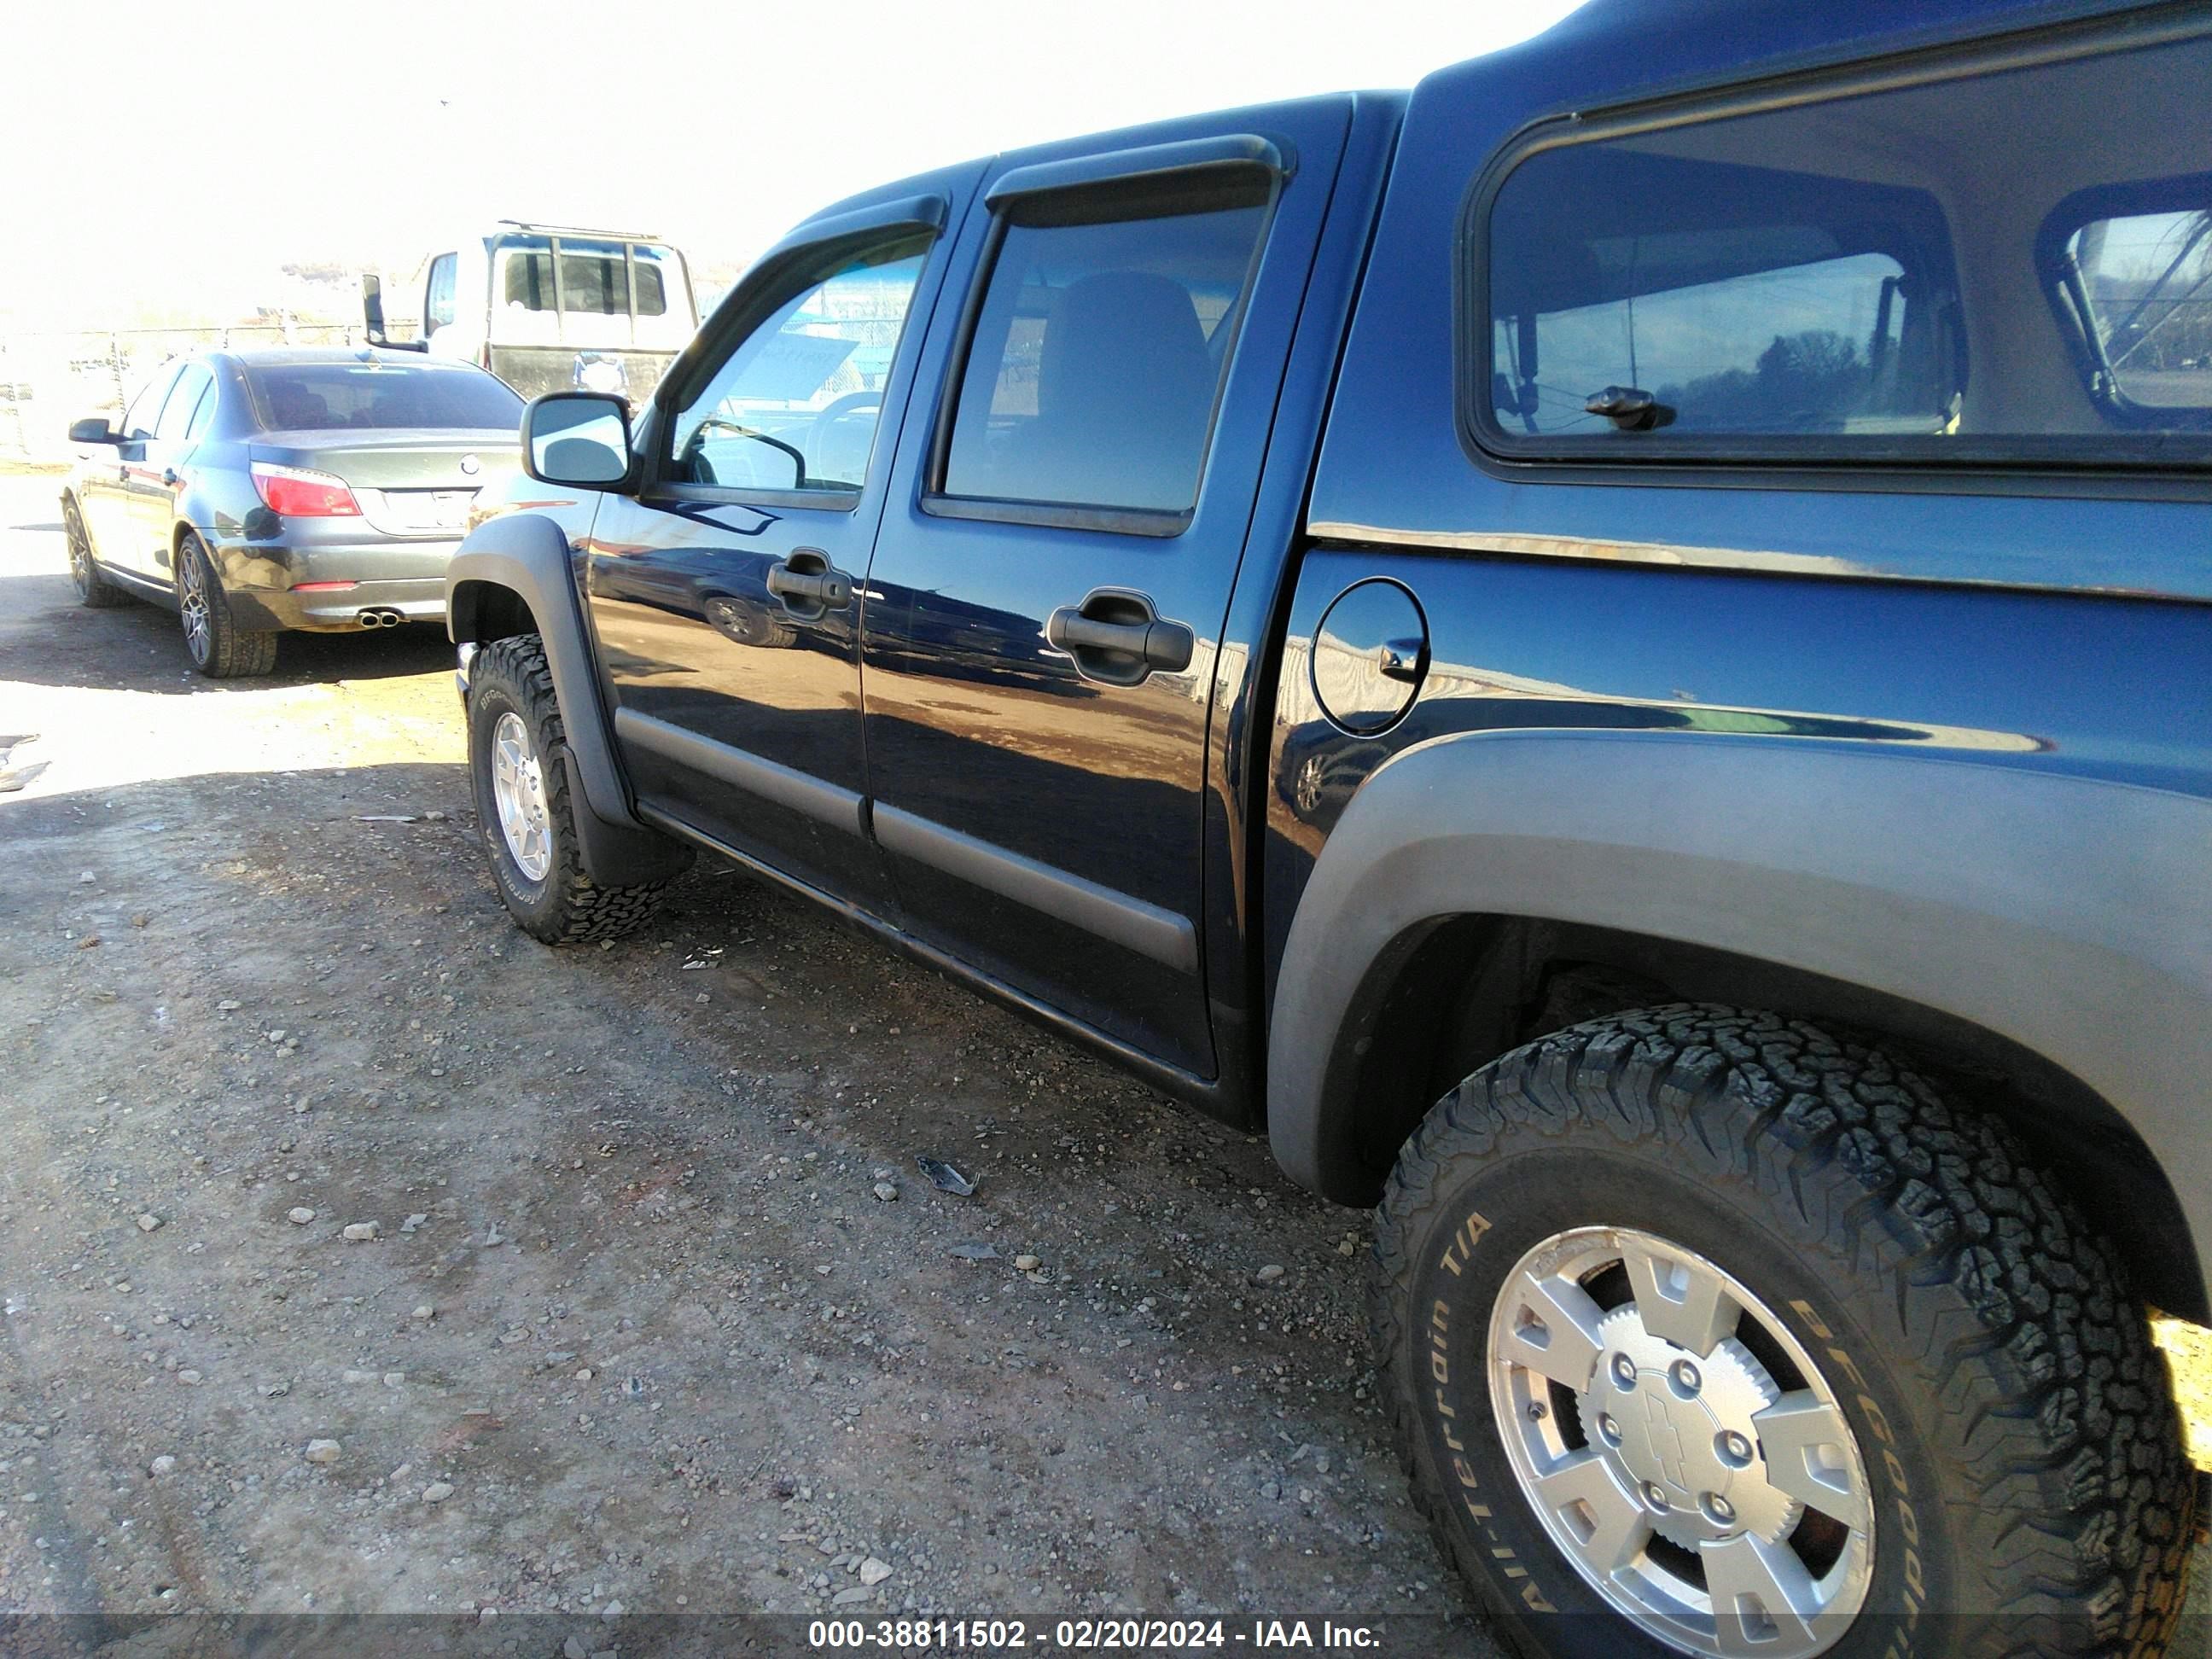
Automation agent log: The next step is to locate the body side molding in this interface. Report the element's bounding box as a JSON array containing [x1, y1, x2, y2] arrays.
[[614, 708, 866, 838], [873, 804, 1199, 975]]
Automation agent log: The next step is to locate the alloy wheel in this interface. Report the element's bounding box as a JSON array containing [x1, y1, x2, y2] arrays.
[[65, 502, 96, 598], [178, 548, 212, 665], [490, 711, 554, 882]]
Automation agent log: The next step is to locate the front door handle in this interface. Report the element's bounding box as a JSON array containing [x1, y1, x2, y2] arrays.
[[765, 548, 853, 620], [1045, 587, 1195, 688]]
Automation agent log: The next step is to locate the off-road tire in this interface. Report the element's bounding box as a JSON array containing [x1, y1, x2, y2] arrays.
[[468, 633, 667, 945], [1373, 1003, 2193, 1658], [178, 532, 278, 678], [63, 496, 131, 608]]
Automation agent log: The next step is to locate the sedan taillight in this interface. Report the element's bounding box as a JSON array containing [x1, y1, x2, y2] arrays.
[[250, 462, 360, 517]]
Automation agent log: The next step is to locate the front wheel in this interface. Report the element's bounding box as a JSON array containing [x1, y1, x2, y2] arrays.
[[63, 496, 131, 608], [468, 633, 669, 945], [1372, 1004, 2192, 1658]]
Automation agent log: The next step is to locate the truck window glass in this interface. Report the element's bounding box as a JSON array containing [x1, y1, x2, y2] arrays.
[[629, 248, 669, 317], [426, 254, 458, 333], [498, 238, 670, 318], [2061, 203, 2212, 417], [1477, 29, 2212, 464], [667, 233, 929, 494], [556, 240, 632, 317], [942, 188, 1268, 514], [242, 362, 524, 432]]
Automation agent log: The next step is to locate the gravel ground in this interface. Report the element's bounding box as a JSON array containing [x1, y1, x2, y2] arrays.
[[0, 472, 1499, 1654]]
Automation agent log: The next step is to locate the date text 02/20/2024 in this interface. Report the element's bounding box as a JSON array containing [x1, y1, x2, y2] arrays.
[[806, 1617, 1386, 1650]]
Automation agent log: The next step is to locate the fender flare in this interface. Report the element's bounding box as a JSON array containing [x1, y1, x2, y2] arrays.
[[1268, 728, 2212, 1289], [446, 513, 690, 886]]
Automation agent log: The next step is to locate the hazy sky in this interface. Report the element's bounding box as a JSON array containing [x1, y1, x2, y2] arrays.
[[2, 0, 1582, 328]]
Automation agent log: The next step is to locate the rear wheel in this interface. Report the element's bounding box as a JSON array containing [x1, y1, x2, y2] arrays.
[[63, 497, 130, 608], [468, 633, 668, 945], [177, 532, 277, 678], [1373, 1004, 2193, 1657]]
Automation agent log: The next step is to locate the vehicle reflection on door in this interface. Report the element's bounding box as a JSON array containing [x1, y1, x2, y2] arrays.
[[585, 493, 888, 905]]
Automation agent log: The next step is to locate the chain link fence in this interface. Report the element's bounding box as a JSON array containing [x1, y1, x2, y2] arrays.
[[0, 323, 367, 466]]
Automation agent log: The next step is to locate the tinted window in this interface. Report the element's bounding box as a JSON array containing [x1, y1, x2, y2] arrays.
[[120, 366, 177, 441], [632, 250, 670, 317], [156, 364, 213, 442], [1480, 29, 2212, 463], [426, 254, 458, 333], [244, 362, 524, 432], [1488, 150, 1961, 446], [183, 375, 218, 441], [667, 234, 928, 493], [942, 189, 1268, 513], [500, 238, 669, 317]]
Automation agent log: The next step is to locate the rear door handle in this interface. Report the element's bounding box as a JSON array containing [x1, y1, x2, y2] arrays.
[[765, 548, 853, 619], [1046, 588, 1194, 688]]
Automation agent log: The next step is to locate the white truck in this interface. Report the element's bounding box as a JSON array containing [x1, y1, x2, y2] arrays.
[[364, 222, 700, 402]]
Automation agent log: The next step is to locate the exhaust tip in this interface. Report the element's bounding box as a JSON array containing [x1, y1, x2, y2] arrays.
[[355, 608, 405, 629]]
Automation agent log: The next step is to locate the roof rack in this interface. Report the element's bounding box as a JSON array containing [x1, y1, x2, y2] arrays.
[[494, 219, 666, 242]]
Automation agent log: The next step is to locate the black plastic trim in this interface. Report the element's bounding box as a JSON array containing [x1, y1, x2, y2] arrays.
[[762, 194, 949, 265], [917, 493, 1191, 538], [633, 801, 1222, 1106], [871, 804, 1198, 975], [986, 135, 1288, 209], [445, 515, 691, 885], [613, 708, 865, 837], [521, 392, 639, 492], [643, 481, 863, 515]]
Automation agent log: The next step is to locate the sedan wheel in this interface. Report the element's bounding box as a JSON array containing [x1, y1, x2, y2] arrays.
[[178, 546, 212, 665], [173, 533, 278, 678], [63, 498, 130, 608]]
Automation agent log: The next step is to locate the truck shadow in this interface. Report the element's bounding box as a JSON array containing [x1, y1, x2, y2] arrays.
[[0, 573, 453, 692]]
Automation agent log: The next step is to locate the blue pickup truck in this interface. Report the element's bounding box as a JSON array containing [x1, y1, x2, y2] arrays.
[[445, 2, 2209, 1650]]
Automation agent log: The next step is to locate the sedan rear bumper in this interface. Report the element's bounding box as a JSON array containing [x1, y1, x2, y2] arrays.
[[226, 577, 449, 632], [211, 532, 461, 633]]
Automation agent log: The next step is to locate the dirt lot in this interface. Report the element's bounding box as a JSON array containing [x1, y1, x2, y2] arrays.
[[8, 470, 2211, 1658], [0, 470, 1501, 1655]]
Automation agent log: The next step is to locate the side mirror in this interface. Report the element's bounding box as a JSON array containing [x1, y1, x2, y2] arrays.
[[69, 416, 119, 445], [523, 393, 635, 490], [362, 273, 390, 346]]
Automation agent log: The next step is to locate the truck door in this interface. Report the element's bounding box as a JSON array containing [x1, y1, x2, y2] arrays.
[[584, 195, 963, 909], [859, 108, 1350, 1079]]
